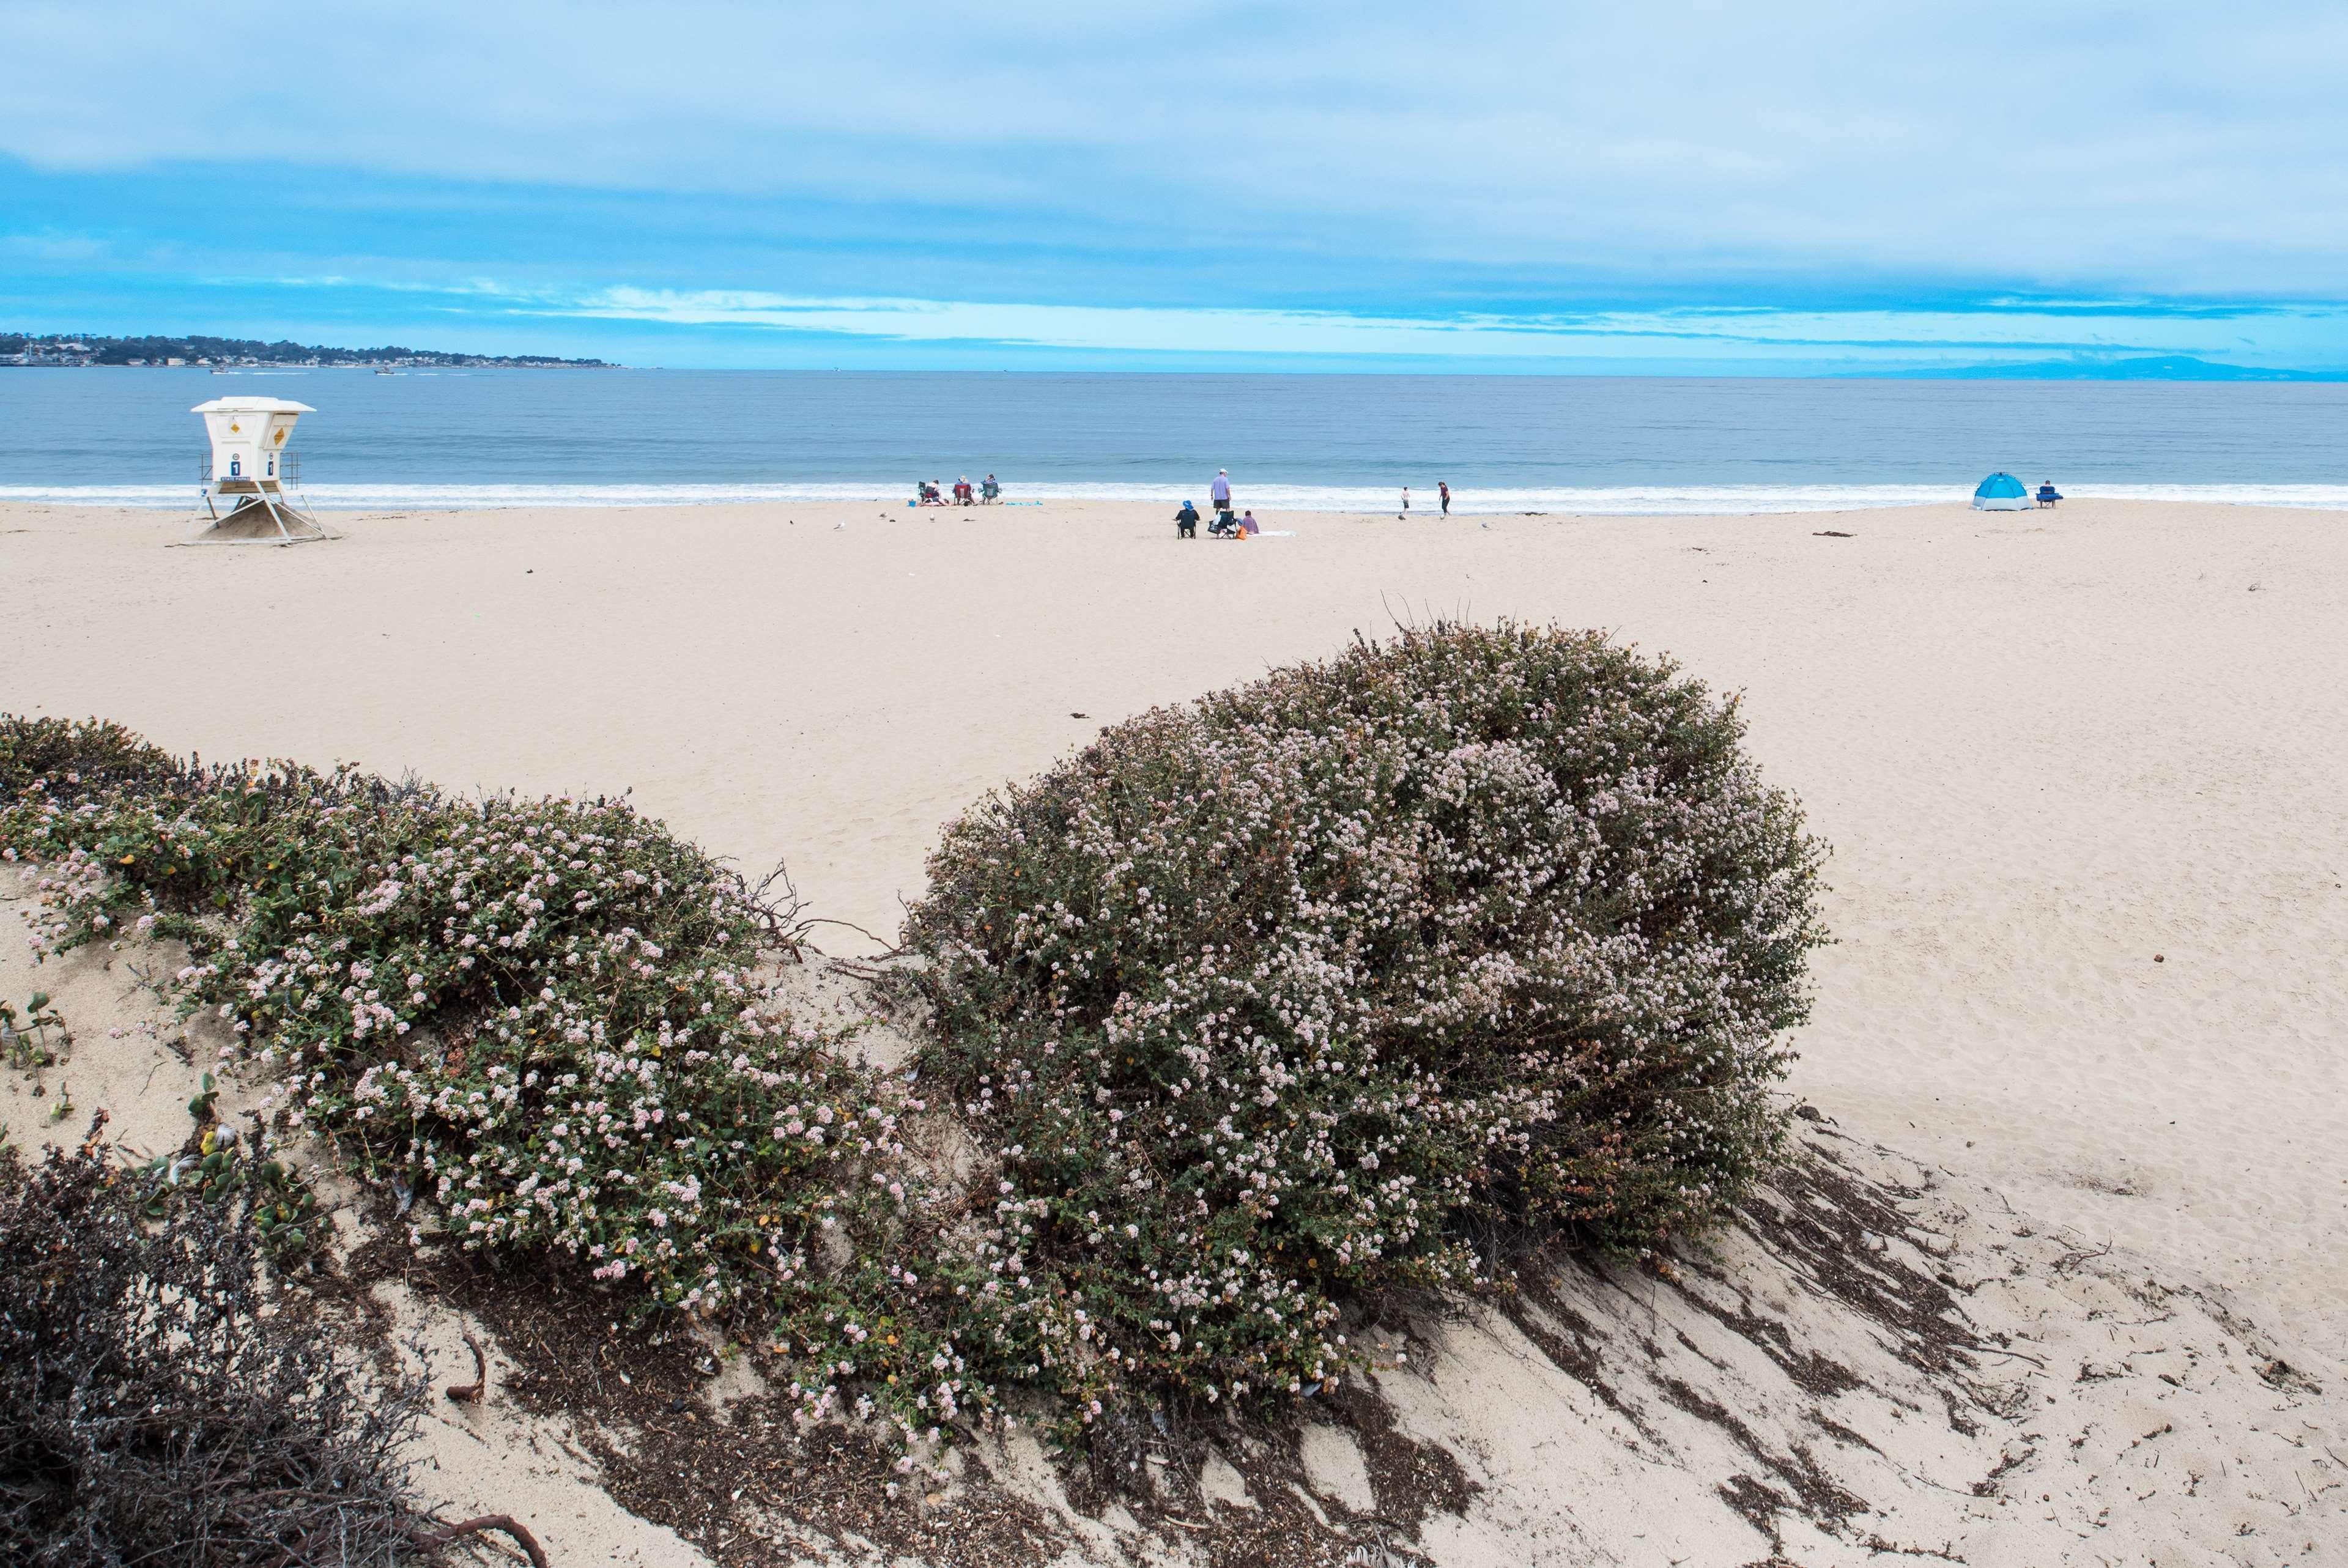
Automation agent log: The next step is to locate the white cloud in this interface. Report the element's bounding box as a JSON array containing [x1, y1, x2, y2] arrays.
[[6, 1, 2348, 296], [263, 277, 2347, 367]]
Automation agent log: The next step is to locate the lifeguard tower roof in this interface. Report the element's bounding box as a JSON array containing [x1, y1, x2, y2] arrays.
[[191, 396, 317, 416], [190, 395, 316, 465]]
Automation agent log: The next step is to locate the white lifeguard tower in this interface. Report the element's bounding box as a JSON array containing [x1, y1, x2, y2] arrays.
[[183, 396, 329, 545]]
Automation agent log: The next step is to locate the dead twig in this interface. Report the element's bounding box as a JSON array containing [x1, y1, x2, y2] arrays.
[[2053, 1240, 2114, 1275], [743, 856, 814, 956], [446, 1334, 489, 1404], [798, 915, 903, 956], [122, 958, 172, 1004], [421, 1513, 549, 1566]]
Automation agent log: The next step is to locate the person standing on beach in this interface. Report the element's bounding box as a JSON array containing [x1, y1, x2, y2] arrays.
[[1401, 485, 1411, 512], [1439, 481, 1450, 516], [1211, 468, 1232, 515]]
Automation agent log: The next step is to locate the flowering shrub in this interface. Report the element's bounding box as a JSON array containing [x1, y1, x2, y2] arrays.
[[0, 715, 178, 800], [0, 729, 972, 1445], [1, 627, 1828, 1459], [905, 623, 1828, 1413]]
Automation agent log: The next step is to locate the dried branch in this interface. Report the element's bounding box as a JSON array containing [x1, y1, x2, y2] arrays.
[[739, 855, 902, 959], [1, 1142, 436, 1566], [742, 856, 814, 956], [446, 1333, 490, 1403], [421, 1512, 551, 1567], [797, 915, 903, 956]]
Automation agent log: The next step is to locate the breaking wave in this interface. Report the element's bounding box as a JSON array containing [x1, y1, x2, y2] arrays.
[[9, 482, 2348, 514]]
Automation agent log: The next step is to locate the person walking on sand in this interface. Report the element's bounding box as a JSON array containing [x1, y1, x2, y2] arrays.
[[1439, 480, 1450, 516], [1210, 468, 1232, 517], [1402, 485, 1410, 512]]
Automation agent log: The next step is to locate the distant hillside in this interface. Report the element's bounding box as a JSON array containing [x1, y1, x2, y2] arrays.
[[0, 333, 610, 369]]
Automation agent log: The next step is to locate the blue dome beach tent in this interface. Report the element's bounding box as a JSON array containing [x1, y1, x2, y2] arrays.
[[1972, 472, 2031, 511]]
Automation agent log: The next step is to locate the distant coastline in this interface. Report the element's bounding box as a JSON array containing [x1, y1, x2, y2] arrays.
[[0, 332, 612, 369]]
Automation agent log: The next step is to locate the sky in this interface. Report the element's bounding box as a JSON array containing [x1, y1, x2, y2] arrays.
[[6, 1, 2348, 374]]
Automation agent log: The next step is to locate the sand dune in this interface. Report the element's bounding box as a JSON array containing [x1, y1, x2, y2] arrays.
[[5, 495, 2343, 1563]]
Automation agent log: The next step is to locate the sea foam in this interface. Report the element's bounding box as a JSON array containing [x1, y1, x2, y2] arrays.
[[9, 482, 2348, 514]]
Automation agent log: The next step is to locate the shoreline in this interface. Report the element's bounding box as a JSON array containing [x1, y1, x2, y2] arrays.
[[12, 484, 2348, 514]]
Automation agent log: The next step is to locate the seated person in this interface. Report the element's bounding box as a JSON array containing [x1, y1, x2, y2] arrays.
[[1207, 507, 1236, 536], [1176, 500, 1200, 538], [918, 481, 943, 505], [2036, 481, 2062, 508], [1238, 509, 1261, 537], [981, 475, 1001, 503]]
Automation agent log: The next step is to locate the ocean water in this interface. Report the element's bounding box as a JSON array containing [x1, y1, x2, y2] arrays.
[[4, 368, 2347, 514]]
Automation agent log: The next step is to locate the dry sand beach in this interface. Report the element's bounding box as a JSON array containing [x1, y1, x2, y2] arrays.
[[5, 495, 2345, 1565]]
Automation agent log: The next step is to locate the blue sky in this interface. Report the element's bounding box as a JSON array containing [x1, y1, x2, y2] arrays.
[[7, 1, 2348, 373]]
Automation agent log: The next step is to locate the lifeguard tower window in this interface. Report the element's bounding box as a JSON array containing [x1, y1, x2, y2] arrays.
[[183, 396, 330, 546]]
